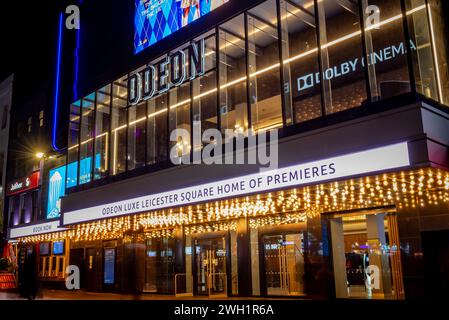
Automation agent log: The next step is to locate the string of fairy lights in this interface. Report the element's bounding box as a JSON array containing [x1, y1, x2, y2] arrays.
[[18, 168, 449, 243]]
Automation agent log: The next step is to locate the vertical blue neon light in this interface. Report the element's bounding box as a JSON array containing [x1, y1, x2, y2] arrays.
[[73, 27, 80, 100], [52, 12, 64, 151], [73, 0, 82, 100]]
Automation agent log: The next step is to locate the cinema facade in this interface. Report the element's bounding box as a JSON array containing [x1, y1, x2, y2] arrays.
[[8, 0, 449, 299]]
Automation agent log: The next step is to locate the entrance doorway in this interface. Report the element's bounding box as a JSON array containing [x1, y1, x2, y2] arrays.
[[330, 209, 404, 299], [144, 237, 175, 293], [193, 237, 227, 296], [261, 233, 305, 296]]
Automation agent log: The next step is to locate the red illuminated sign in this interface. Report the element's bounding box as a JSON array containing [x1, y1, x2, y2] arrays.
[[0, 274, 16, 289], [6, 171, 40, 196]]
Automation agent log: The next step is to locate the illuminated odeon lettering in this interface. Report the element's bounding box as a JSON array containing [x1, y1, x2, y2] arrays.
[[128, 39, 205, 105]]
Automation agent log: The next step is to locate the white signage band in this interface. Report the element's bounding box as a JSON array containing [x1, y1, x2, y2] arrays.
[[9, 220, 67, 239], [63, 143, 410, 225]]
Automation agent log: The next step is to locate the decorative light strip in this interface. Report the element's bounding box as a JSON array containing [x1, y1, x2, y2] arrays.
[[17, 168, 449, 243]]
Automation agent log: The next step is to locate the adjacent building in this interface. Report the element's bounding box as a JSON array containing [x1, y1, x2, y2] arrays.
[[0, 75, 13, 255]]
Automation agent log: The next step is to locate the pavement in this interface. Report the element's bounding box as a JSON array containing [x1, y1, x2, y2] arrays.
[[0, 289, 294, 300]]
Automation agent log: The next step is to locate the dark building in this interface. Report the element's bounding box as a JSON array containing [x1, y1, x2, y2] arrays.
[[4, 0, 449, 300]]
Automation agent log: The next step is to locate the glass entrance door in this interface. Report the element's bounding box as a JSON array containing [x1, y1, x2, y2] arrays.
[[144, 237, 175, 293], [330, 212, 404, 299], [194, 237, 227, 296], [263, 233, 305, 296]]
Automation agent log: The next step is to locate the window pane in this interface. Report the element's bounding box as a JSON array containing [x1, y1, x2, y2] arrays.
[[331, 213, 404, 300], [128, 101, 147, 170], [94, 85, 111, 180], [193, 71, 218, 152], [147, 94, 168, 164], [169, 82, 191, 162], [191, 34, 217, 152], [428, 0, 449, 105], [79, 92, 95, 185], [317, 0, 367, 114], [67, 100, 81, 187], [219, 15, 248, 135], [405, 0, 438, 100], [111, 76, 128, 175], [197, 32, 216, 73], [247, 0, 283, 132], [280, 0, 322, 124], [359, 0, 411, 101]]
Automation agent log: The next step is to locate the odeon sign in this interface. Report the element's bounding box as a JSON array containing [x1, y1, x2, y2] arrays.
[[128, 38, 205, 106]]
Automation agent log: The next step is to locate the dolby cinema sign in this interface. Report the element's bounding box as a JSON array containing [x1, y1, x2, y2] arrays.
[[128, 39, 205, 106]]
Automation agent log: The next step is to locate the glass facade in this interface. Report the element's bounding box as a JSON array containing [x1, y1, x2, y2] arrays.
[[66, 0, 449, 189], [111, 76, 128, 175], [94, 85, 111, 180], [79, 93, 95, 185], [330, 212, 403, 299]]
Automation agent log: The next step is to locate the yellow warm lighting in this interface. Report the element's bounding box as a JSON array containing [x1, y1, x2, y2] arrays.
[[17, 168, 449, 243]]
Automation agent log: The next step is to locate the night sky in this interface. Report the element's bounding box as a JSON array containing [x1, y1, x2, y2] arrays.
[[0, 1, 56, 101]]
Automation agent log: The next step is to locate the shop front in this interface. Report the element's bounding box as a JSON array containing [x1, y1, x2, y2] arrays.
[[42, 166, 444, 299], [11, 162, 449, 299], [51, 130, 448, 299]]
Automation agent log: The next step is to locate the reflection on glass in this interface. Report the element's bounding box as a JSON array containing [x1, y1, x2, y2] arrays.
[[202, 33, 217, 73], [147, 94, 168, 165], [67, 101, 81, 187], [144, 237, 175, 293], [94, 85, 111, 180], [193, 71, 218, 151], [247, 0, 283, 132], [263, 233, 305, 296], [219, 15, 248, 135], [128, 101, 146, 170], [317, 0, 367, 114], [194, 237, 227, 295], [331, 212, 404, 300], [111, 76, 128, 175], [79, 92, 95, 184], [406, 0, 438, 100], [169, 82, 191, 162], [427, 0, 449, 105], [360, 0, 411, 101], [280, 0, 322, 124]]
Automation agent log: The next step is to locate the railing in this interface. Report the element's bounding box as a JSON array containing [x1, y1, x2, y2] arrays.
[[174, 273, 193, 297]]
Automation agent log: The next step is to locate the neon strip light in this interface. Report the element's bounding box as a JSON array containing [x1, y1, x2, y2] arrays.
[[52, 13, 64, 151], [73, 25, 81, 100]]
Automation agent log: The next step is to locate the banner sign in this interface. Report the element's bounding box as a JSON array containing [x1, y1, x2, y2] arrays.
[[63, 143, 410, 225], [6, 171, 40, 196], [8, 220, 67, 239], [0, 274, 16, 290]]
